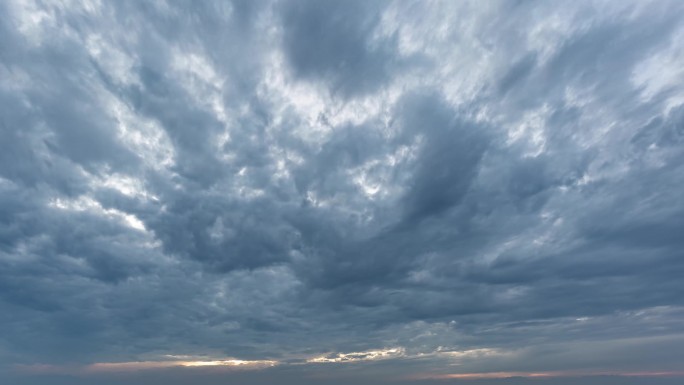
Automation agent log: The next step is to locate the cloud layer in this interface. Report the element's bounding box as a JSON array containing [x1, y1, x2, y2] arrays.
[[1, 0, 684, 383]]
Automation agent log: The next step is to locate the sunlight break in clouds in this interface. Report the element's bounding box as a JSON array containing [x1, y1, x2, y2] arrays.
[[307, 348, 405, 363], [17, 358, 278, 374]]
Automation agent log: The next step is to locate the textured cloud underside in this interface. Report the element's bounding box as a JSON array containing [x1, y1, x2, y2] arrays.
[[1, 0, 684, 384]]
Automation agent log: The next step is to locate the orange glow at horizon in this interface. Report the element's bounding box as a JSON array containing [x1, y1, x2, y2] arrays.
[[423, 370, 684, 380]]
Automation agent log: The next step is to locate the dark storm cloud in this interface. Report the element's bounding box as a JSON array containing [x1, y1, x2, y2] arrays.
[[1, 0, 684, 384], [396, 92, 490, 222], [279, 0, 407, 98]]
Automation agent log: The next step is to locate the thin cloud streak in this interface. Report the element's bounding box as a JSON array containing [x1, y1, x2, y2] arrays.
[[15, 358, 278, 375], [421, 371, 684, 380]]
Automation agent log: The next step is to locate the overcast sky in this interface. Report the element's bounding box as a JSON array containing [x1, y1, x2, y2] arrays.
[[1, 1, 684, 384]]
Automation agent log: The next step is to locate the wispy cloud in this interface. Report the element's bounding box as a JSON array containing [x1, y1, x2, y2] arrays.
[[16, 358, 278, 374], [307, 348, 405, 363]]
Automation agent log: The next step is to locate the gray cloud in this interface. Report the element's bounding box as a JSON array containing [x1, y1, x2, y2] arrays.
[[1, 0, 684, 384], [279, 0, 404, 98]]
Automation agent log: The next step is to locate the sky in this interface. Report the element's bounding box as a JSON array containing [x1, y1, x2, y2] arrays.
[[1, 0, 684, 384]]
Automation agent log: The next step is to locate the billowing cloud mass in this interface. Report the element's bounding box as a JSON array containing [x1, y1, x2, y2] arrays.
[[1, 1, 684, 384]]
